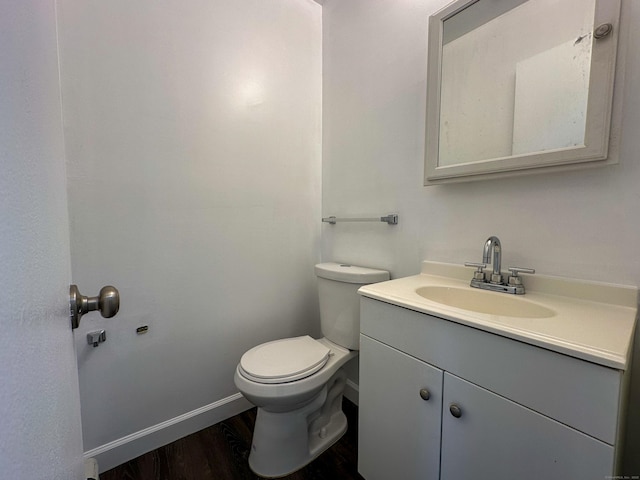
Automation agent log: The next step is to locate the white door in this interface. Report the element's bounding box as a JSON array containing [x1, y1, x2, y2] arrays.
[[0, 1, 85, 479]]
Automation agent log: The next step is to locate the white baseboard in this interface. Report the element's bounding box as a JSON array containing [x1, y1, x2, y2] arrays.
[[86, 382, 360, 473], [344, 379, 359, 406], [84, 392, 253, 473]]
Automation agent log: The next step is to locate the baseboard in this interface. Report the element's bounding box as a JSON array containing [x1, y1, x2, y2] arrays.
[[344, 379, 359, 406], [84, 392, 253, 473]]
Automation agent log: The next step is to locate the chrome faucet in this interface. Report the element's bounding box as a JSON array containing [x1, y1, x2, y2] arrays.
[[483, 236, 502, 284], [465, 236, 535, 295]]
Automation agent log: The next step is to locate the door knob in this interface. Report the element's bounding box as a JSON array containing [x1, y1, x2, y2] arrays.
[[70, 284, 120, 329]]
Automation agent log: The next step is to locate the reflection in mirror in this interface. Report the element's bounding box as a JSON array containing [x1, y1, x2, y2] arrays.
[[439, 0, 594, 166], [425, 0, 620, 184]]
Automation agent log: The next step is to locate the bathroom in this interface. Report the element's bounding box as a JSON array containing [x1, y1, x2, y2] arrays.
[[1, 0, 640, 478]]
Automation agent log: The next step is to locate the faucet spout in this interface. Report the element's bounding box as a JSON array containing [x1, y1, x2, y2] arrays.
[[483, 236, 502, 282], [466, 236, 533, 294]]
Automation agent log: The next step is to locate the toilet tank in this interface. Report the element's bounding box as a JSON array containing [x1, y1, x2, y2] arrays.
[[315, 263, 390, 350]]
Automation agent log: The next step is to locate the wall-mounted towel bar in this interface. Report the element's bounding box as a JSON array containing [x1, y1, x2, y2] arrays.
[[322, 214, 398, 225]]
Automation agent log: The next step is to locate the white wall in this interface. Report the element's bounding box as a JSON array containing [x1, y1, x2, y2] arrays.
[[57, 0, 321, 465], [0, 1, 84, 478], [322, 0, 640, 474]]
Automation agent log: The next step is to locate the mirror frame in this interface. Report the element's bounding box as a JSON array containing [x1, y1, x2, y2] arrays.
[[424, 0, 621, 185]]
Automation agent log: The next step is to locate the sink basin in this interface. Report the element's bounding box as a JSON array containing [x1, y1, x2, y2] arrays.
[[415, 286, 556, 318]]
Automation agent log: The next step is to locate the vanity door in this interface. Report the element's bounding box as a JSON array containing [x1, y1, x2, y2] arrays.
[[440, 372, 614, 480], [358, 335, 443, 480]]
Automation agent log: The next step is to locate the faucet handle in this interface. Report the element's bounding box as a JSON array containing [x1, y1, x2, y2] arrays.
[[507, 267, 535, 286], [464, 262, 487, 281]]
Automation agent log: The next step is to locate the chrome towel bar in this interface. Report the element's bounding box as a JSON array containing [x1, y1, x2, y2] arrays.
[[322, 214, 398, 225]]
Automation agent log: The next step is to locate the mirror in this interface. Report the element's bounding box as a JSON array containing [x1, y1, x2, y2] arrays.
[[424, 0, 620, 185]]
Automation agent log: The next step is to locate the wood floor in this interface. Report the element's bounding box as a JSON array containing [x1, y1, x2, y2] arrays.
[[101, 399, 364, 480]]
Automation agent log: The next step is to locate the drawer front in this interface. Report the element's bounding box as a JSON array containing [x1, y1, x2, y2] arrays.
[[361, 297, 622, 444]]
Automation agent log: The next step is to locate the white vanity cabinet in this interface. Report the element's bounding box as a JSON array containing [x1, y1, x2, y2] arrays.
[[358, 297, 625, 480]]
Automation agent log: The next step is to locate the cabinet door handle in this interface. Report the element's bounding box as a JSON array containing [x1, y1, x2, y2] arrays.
[[449, 403, 462, 418], [419, 388, 431, 401]]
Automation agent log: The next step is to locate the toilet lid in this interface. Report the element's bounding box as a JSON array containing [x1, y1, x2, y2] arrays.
[[239, 336, 331, 384]]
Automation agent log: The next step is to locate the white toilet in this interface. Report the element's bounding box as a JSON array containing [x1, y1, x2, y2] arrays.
[[234, 262, 389, 478]]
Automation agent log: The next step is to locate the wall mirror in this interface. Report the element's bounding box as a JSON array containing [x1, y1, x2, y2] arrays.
[[424, 0, 621, 185]]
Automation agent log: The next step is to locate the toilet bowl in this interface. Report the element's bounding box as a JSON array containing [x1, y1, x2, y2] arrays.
[[234, 336, 356, 412], [234, 337, 358, 477], [234, 263, 389, 478]]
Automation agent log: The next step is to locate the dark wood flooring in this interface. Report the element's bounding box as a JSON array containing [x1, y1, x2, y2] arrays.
[[101, 399, 364, 480]]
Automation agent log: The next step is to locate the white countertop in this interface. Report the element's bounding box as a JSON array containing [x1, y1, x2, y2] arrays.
[[358, 261, 638, 370]]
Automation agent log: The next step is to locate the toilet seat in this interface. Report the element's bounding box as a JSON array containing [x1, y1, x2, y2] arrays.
[[239, 336, 331, 384]]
